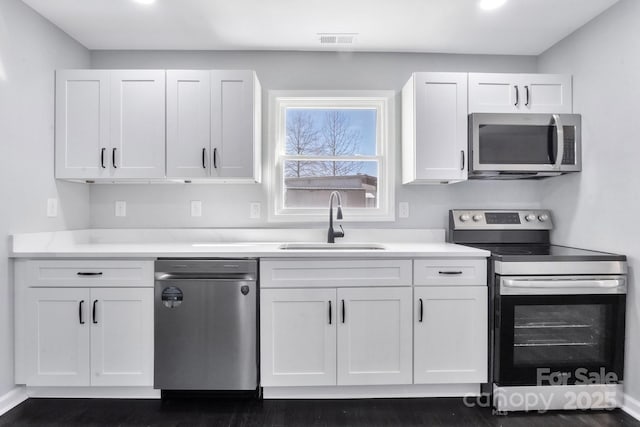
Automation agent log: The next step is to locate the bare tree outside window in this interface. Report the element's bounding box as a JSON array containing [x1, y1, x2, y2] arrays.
[[318, 111, 363, 176], [285, 111, 319, 177]]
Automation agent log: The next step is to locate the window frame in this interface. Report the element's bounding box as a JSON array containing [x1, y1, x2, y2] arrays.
[[267, 90, 395, 222]]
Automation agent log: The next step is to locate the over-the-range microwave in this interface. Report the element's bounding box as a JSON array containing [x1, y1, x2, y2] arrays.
[[468, 113, 582, 179]]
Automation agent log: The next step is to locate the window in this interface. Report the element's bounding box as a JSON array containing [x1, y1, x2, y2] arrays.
[[268, 91, 395, 222]]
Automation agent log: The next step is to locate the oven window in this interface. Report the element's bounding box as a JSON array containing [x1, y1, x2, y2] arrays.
[[478, 125, 575, 165], [513, 304, 607, 366]]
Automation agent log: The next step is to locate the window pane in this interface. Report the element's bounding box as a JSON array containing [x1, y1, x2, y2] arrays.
[[285, 109, 377, 156], [284, 161, 378, 209]]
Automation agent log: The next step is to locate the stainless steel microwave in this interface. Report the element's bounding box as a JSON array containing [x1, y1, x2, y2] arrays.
[[468, 113, 581, 179]]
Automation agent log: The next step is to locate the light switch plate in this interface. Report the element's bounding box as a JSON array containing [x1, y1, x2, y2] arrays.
[[47, 198, 58, 217], [250, 202, 261, 219], [115, 201, 126, 217], [191, 200, 202, 217], [399, 202, 409, 218]]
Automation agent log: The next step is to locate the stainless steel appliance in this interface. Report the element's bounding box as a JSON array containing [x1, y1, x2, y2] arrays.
[[449, 210, 627, 412], [154, 259, 258, 393], [468, 113, 581, 179]]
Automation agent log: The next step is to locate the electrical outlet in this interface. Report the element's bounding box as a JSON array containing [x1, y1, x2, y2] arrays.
[[399, 202, 409, 218], [250, 202, 261, 219], [115, 201, 127, 217], [47, 198, 58, 217], [191, 200, 202, 217]]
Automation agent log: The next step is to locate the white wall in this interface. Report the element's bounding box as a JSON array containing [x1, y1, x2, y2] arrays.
[[89, 50, 543, 229], [537, 0, 640, 406], [0, 0, 91, 396]]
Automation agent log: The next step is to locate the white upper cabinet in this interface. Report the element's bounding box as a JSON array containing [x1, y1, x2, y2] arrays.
[[166, 70, 262, 182], [109, 70, 166, 179], [166, 70, 211, 178], [468, 73, 572, 114], [402, 72, 468, 184], [55, 70, 110, 180], [56, 69, 165, 180], [211, 70, 261, 181]]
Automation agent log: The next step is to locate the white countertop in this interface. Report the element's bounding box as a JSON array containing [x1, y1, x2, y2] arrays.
[[10, 228, 490, 259]]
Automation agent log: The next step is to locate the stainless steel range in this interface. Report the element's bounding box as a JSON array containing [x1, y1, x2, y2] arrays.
[[449, 209, 627, 412]]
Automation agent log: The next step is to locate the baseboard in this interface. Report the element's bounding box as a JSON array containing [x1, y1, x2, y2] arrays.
[[624, 393, 640, 421], [263, 384, 481, 399], [0, 386, 28, 416], [26, 386, 160, 399]]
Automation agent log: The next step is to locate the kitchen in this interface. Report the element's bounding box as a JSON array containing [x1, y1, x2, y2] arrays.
[[0, 0, 639, 425]]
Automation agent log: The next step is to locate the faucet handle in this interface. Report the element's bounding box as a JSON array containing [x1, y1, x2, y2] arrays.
[[336, 224, 345, 239]]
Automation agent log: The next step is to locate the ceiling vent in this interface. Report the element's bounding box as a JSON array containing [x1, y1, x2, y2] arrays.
[[318, 33, 358, 45]]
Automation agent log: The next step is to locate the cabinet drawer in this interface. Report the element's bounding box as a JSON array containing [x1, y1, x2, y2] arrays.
[[414, 259, 486, 286], [25, 260, 154, 287], [261, 259, 412, 288]]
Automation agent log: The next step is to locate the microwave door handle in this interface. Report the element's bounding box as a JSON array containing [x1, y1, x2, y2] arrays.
[[552, 114, 565, 170]]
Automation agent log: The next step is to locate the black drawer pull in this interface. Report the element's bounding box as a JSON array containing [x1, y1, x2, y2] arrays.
[[341, 300, 345, 323], [77, 272, 103, 276], [328, 301, 332, 325], [419, 298, 424, 323], [438, 271, 463, 275]]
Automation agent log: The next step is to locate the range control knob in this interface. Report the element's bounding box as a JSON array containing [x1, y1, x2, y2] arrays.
[[538, 214, 549, 222], [459, 214, 471, 222], [525, 214, 537, 222], [472, 215, 484, 222]]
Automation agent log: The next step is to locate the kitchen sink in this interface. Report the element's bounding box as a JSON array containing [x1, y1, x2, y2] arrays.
[[278, 242, 387, 250]]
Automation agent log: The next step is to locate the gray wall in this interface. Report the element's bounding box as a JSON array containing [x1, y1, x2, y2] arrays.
[[89, 50, 543, 229], [0, 0, 91, 396], [537, 0, 640, 405]]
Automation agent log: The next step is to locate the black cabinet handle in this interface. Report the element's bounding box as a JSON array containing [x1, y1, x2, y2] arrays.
[[438, 271, 463, 275], [112, 148, 117, 168], [460, 150, 465, 171], [213, 148, 218, 169], [341, 300, 345, 323], [328, 301, 332, 325], [77, 272, 103, 276], [79, 300, 85, 324], [525, 85, 530, 106], [101, 148, 106, 169], [92, 300, 98, 324], [419, 298, 424, 323], [202, 148, 207, 168], [514, 85, 519, 106]]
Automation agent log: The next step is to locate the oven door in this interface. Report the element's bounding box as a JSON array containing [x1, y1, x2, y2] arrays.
[[494, 276, 625, 387], [469, 113, 581, 175]]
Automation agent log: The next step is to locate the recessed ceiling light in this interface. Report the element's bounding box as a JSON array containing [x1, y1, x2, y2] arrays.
[[479, 0, 507, 11], [132, 0, 156, 5]]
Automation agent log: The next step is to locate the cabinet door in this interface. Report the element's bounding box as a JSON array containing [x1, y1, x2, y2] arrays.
[[24, 288, 91, 386], [55, 70, 110, 179], [90, 288, 154, 386], [166, 70, 211, 178], [414, 286, 487, 384], [411, 72, 468, 182], [337, 287, 412, 385], [468, 73, 520, 113], [211, 70, 259, 180], [519, 74, 572, 113], [110, 70, 166, 179], [260, 289, 337, 386]]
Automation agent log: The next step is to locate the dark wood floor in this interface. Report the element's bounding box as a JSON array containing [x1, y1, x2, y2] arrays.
[[1, 397, 639, 427]]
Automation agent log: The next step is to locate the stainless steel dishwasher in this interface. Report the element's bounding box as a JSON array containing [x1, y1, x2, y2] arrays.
[[154, 259, 257, 392]]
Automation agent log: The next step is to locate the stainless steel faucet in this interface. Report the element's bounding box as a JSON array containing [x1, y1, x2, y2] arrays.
[[327, 191, 345, 243]]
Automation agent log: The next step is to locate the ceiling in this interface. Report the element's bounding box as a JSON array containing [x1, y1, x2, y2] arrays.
[[21, 0, 619, 55]]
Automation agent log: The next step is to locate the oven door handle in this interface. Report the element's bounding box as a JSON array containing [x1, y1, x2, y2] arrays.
[[501, 278, 626, 295]]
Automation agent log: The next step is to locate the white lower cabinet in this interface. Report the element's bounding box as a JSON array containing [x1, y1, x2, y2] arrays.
[[260, 289, 337, 387], [260, 287, 412, 387], [337, 287, 412, 385], [414, 286, 488, 384], [24, 287, 153, 387]]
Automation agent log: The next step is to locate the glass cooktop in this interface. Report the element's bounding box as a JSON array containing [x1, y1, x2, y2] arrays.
[[467, 244, 626, 262]]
